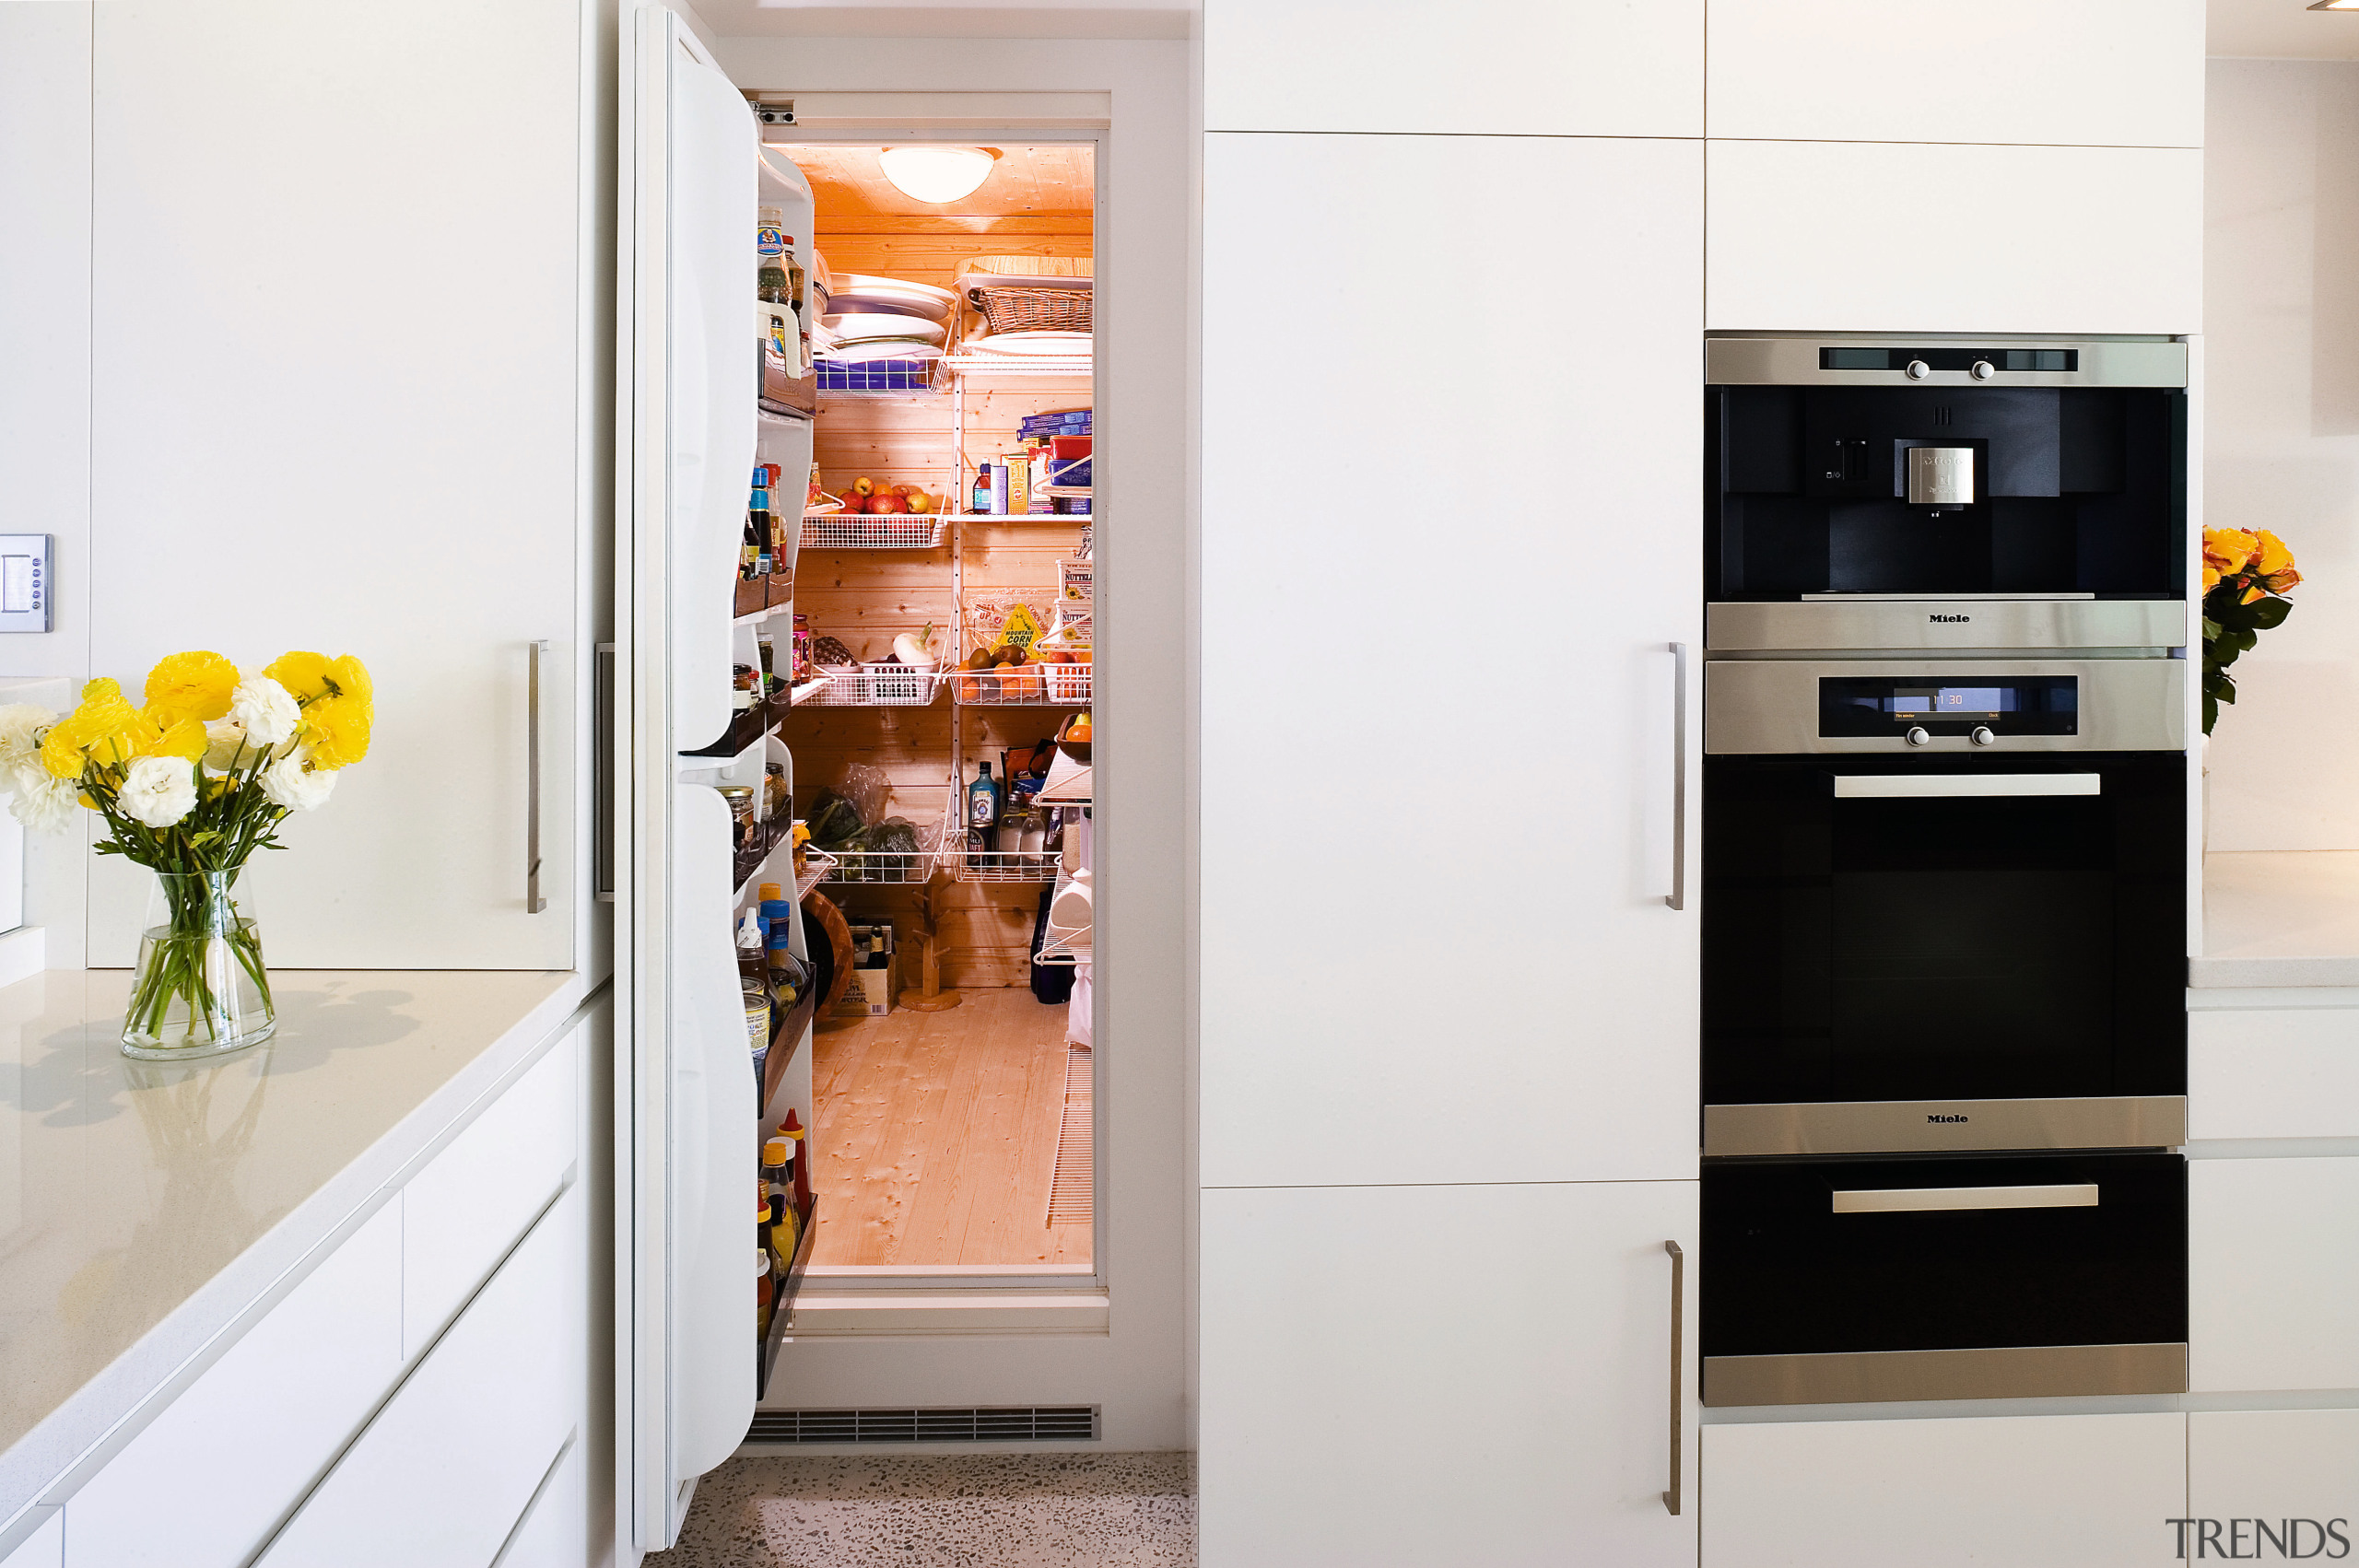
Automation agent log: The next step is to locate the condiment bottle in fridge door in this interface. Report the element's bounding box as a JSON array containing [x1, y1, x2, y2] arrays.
[[782, 1108, 812, 1217]]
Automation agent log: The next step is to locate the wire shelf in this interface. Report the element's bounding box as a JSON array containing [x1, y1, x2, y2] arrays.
[[820, 848, 934, 885], [951, 849, 1062, 883], [787, 675, 832, 707], [941, 354, 1093, 377], [792, 848, 837, 899], [800, 514, 947, 550], [798, 668, 945, 708]]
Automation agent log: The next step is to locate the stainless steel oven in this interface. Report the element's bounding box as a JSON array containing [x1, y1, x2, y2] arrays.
[[1701, 1150, 2188, 1405], [1700, 658, 2187, 1156]]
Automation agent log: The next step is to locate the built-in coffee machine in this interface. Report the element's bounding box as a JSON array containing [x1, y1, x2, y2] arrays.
[[1696, 336, 2191, 1407]]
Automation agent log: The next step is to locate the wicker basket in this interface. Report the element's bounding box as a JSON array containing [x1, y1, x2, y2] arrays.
[[960, 254, 1094, 336]]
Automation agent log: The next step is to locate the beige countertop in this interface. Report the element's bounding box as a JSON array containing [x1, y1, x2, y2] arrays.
[[0, 967, 591, 1528], [2196, 851, 2359, 989]]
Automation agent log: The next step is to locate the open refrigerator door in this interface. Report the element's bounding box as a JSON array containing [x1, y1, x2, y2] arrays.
[[618, 4, 758, 1551]]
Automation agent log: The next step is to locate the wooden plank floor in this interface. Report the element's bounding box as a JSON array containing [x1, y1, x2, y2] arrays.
[[807, 987, 1091, 1269]]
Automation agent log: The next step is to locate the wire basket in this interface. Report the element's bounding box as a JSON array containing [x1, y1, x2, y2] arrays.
[[815, 357, 942, 395], [821, 848, 934, 884], [800, 667, 944, 707], [946, 661, 1089, 707], [800, 513, 947, 550], [953, 848, 1062, 883]]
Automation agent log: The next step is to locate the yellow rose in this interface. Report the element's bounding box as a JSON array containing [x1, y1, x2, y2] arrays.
[[130, 705, 207, 763], [2201, 562, 2223, 594], [142, 650, 238, 721], [2254, 530, 2296, 578], [302, 696, 371, 770], [2203, 527, 2259, 580]]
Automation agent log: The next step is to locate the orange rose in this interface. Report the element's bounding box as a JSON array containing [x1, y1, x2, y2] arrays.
[[2203, 527, 2259, 582]]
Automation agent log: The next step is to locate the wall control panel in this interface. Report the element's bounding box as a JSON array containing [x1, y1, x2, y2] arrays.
[[0, 536, 52, 633]]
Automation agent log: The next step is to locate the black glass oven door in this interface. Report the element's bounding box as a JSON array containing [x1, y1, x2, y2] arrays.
[[1702, 752, 2185, 1107]]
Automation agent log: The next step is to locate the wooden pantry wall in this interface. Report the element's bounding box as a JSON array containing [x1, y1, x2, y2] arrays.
[[792, 171, 1093, 989]]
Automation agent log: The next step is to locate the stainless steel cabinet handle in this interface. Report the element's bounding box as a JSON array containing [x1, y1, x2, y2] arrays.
[[1667, 642, 1688, 911], [528, 638, 548, 914], [1833, 773, 2100, 799], [1663, 1239, 1684, 1515], [1832, 1183, 2098, 1214]]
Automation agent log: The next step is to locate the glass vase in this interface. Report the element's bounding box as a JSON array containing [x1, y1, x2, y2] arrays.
[[121, 870, 276, 1060]]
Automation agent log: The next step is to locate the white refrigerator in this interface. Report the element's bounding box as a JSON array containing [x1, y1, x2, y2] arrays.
[[613, 7, 816, 1551]]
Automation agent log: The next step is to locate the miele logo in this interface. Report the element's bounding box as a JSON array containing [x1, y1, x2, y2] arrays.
[[1928, 1114, 1969, 1123], [1929, 613, 1972, 624]]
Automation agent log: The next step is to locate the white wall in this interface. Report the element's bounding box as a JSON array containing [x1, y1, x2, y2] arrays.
[[2204, 59, 2359, 849]]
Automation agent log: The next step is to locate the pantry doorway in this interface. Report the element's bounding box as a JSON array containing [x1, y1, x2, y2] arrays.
[[770, 134, 1100, 1283]]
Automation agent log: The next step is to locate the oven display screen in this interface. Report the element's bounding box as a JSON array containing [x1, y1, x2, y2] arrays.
[[1819, 676, 2079, 737]]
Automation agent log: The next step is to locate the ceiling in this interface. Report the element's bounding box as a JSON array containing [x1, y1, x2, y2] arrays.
[[2212, 0, 2359, 58], [689, 0, 1189, 39], [769, 143, 1094, 218]]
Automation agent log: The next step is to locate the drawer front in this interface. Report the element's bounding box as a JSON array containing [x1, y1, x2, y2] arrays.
[[1702, 1411, 2187, 1568], [0, 1511, 60, 1568], [497, 1440, 585, 1568], [403, 1024, 577, 1354], [2190, 1158, 2359, 1392], [2189, 1409, 2359, 1549], [259, 1185, 580, 1568], [2190, 1009, 2359, 1141], [63, 1201, 403, 1568], [1704, 1153, 2186, 1357]]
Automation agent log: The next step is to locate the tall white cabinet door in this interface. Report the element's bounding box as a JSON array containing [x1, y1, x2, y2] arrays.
[[1203, 0, 1700, 137], [1200, 1181, 1698, 1568], [1202, 134, 1702, 1188], [1702, 1411, 2187, 1568], [1706, 0, 2202, 147], [1706, 140, 2202, 335], [85, 0, 581, 967]]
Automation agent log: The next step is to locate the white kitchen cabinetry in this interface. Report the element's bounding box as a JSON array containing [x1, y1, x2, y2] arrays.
[[61, 1202, 403, 1568], [2190, 1158, 2359, 1392], [1706, 0, 2202, 148], [0, 1513, 58, 1568], [1701, 1411, 2187, 1568], [1201, 133, 1701, 1188], [1200, 1181, 1697, 1567], [2189, 1007, 2359, 1141], [260, 1184, 582, 1568], [84, 0, 583, 969], [2189, 1410, 2359, 1546], [1203, 0, 1699, 138], [1706, 141, 2202, 335]]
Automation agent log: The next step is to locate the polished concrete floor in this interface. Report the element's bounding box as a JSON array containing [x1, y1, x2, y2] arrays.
[[643, 1453, 1193, 1567]]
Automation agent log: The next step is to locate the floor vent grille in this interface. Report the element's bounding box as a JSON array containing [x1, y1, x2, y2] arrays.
[[746, 1407, 1100, 1445], [1048, 1045, 1093, 1228]]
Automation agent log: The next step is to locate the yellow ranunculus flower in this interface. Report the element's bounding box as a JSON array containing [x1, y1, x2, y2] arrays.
[[41, 679, 142, 778], [264, 650, 332, 702], [143, 650, 238, 721], [303, 696, 371, 770], [326, 654, 371, 712], [130, 705, 207, 763]]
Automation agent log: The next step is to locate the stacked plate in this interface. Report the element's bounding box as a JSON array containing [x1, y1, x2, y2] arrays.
[[816, 275, 959, 364]]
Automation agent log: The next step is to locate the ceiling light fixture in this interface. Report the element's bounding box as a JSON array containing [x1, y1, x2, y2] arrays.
[[876, 146, 999, 205]]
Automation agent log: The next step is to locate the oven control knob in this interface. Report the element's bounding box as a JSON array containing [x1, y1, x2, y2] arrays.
[[1971, 725, 1996, 746], [1906, 725, 1931, 746], [1905, 358, 1931, 380], [1972, 358, 1997, 380]]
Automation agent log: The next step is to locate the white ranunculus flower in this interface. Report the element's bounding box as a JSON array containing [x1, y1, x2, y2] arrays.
[[227, 676, 300, 747], [8, 771, 78, 834], [118, 756, 198, 828], [203, 720, 253, 772], [0, 704, 53, 777], [259, 750, 334, 813]]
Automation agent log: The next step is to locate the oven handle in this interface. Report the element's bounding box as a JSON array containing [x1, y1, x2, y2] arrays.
[[1832, 773, 2101, 799], [1832, 1183, 2099, 1214]]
